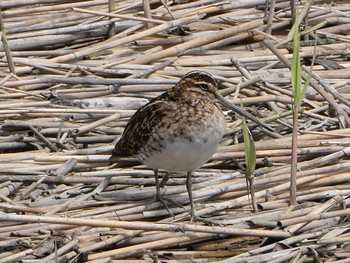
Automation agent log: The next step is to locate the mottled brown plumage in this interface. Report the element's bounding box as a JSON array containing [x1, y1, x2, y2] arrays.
[[111, 71, 272, 220], [112, 72, 224, 165]]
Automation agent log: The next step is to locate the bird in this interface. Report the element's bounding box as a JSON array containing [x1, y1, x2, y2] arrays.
[[110, 70, 273, 221]]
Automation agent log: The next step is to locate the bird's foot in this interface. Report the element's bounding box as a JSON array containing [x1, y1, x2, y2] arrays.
[[190, 215, 221, 226], [189, 208, 221, 225], [145, 190, 183, 217]]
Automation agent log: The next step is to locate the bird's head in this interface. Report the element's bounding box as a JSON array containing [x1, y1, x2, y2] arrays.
[[177, 70, 218, 100], [177, 70, 274, 132]]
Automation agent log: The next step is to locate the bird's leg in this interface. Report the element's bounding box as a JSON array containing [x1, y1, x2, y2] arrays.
[[186, 172, 218, 225], [159, 171, 170, 188], [186, 171, 196, 221], [154, 169, 173, 216], [145, 170, 183, 217]]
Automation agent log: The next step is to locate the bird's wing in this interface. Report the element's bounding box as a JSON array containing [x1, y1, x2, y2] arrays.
[[112, 97, 176, 157]]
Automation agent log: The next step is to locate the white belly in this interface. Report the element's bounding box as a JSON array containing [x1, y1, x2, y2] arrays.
[[140, 131, 223, 172]]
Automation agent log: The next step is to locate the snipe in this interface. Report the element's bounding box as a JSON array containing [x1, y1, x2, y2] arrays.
[[111, 71, 272, 221]]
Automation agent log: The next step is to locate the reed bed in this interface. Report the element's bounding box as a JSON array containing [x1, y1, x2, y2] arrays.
[[0, 0, 350, 262]]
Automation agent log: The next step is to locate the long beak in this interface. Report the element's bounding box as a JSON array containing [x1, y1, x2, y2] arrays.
[[215, 91, 274, 132]]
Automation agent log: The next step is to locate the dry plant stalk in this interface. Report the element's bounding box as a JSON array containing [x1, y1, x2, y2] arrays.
[[0, 0, 350, 262]]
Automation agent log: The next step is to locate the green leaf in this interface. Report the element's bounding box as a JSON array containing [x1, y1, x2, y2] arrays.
[[291, 12, 302, 108], [297, 35, 317, 108], [242, 113, 256, 178]]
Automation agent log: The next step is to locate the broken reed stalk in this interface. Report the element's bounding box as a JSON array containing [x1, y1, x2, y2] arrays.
[[0, 8, 15, 73], [51, 15, 200, 63], [0, 211, 291, 238]]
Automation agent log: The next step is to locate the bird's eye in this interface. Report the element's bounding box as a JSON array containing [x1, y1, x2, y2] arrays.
[[198, 83, 209, 90]]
